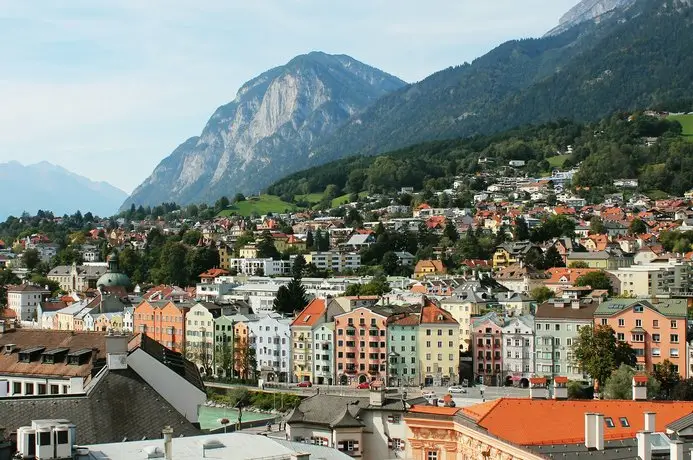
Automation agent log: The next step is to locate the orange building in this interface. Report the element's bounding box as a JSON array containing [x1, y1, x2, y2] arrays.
[[133, 300, 192, 353], [594, 298, 688, 377], [233, 321, 252, 379]]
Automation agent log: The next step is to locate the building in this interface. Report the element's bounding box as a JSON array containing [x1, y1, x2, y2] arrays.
[[495, 263, 547, 294], [388, 313, 420, 387], [314, 322, 336, 385], [238, 244, 259, 259], [413, 259, 447, 279], [47, 262, 107, 293], [213, 313, 255, 378], [285, 389, 420, 460], [185, 302, 223, 375], [7, 283, 50, 321], [566, 250, 634, 270], [500, 315, 534, 387], [226, 257, 292, 276], [534, 297, 600, 380], [95, 252, 131, 290], [610, 262, 691, 297], [595, 298, 688, 376], [291, 298, 345, 384], [418, 299, 460, 387], [303, 251, 361, 272], [249, 314, 292, 383], [133, 300, 193, 353], [471, 312, 504, 385], [229, 283, 283, 315], [492, 242, 542, 268]]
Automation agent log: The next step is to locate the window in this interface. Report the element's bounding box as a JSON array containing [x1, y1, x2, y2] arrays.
[[387, 414, 402, 424], [555, 324, 560, 331], [38, 384, 46, 395], [617, 333, 625, 341], [652, 348, 660, 357], [601, 319, 608, 325], [426, 341, 431, 347], [617, 417, 630, 427], [671, 320, 677, 329], [13, 382, 21, 394], [632, 334, 644, 342], [618, 319, 625, 327], [426, 329, 431, 336], [671, 348, 680, 358], [566, 338, 572, 346], [25, 383, 34, 395], [426, 353, 431, 360], [391, 438, 404, 450], [38, 431, 51, 446], [56, 430, 69, 444], [671, 334, 679, 343], [635, 319, 642, 327], [426, 451, 438, 460], [653, 320, 659, 328], [448, 329, 453, 336], [652, 334, 660, 343], [437, 329, 442, 336], [605, 417, 615, 428]]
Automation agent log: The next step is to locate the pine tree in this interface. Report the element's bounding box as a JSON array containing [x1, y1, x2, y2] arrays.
[[544, 246, 565, 268]]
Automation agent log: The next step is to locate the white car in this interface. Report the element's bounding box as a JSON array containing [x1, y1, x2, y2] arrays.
[[447, 386, 467, 394]]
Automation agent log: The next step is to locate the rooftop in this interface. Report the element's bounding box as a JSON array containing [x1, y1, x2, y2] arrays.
[[595, 298, 687, 318]]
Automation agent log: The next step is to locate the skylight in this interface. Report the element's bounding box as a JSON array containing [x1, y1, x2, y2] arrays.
[[303, 315, 311, 323], [619, 417, 629, 427], [605, 417, 615, 428]]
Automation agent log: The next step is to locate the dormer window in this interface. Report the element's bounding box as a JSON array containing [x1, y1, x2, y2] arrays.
[[18, 346, 45, 363]]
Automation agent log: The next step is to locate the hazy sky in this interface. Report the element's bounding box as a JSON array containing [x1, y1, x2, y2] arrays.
[[0, 0, 578, 193]]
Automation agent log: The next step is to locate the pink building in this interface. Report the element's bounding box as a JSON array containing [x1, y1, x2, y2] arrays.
[[334, 306, 390, 385], [471, 312, 504, 385]]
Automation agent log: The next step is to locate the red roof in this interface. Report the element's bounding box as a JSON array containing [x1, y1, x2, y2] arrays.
[[461, 398, 693, 446], [291, 298, 326, 327], [554, 376, 569, 384], [529, 377, 547, 385], [199, 268, 229, 279], [420, 298, 458, 325], [633, 374, 648, 383]]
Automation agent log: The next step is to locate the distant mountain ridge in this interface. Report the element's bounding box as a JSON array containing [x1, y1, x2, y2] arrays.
[[0, 161, 127, 219], [544, 0, 636, 36], [123, 52, 406, 209]]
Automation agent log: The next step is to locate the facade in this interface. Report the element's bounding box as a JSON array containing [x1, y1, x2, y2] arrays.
[[440, 288, 490, 352], [133, 300, 191, 353], [229, 283, 282, 316], [534, 298, 599, 380], [248, 314, 292, 382], [185, 302, 221, 375], [314, 322, 336, 385], [472, 312, 504, 385], [233, 321, 253, 379], [47, 263, 107, 293], [303, 251, 361, 272], [594, 298, 688, 376], [566, 250, 633, 270], [609, 262, 691, 297], [334, 307, 389, 385], [500, 315, 534, 387], [413, 259, 447, 279], [7, 284, 50, 321], [226, 258, 292, 276], [492, 242, 541, 268], [388, 313, 420, 387], [418, 300, 460, 387]]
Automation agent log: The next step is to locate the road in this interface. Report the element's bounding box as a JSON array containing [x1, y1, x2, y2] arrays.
[[204, 381, 529, 404]]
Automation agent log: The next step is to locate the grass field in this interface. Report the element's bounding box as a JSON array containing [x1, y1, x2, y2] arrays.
[[217, 195, 297, 217], [668, 114, 693, 142], [644, 189, 670, 200], [294, 193, 324, 204], [547, 154, 570, 168], [331, 191, 368, 207]]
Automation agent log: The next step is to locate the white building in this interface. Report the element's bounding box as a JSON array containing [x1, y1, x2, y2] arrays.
[[185, 302, 222, 375], [313, 322, 335, 385], [229, 284, 283, 316], [226, 258, 292, 276], [303, 251, 361, 272], [501, 315, 534, 386], [609, 262, 691, 297], [7, 284, 50, 321], [248, 313, 292, 382], [196, 282, 237, 302]]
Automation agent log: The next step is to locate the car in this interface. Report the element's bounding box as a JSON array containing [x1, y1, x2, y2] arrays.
[[448, 386, 467, 394], [297, 381, 312, 388], [357, 382, 371, 389]]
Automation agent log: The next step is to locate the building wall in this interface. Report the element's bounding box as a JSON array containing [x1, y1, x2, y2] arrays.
[[292, 325, 314, 383], [214, 316, 235, 377], [313, 323, 335, 385], [418, 323, 459, 386], [334, 308, 388, 385], [360, 410, 410, 460], [501, 318, 534, 384], [535, 318, 590, 379], [440, 300, 483, 352], [249, 315, 291, 382], [388, 324, 420, 387], [185, 304, 216, 374], [472, 319, 503, 385]]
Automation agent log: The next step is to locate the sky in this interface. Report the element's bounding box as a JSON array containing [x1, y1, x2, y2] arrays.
[[0, 0, 578, 194]]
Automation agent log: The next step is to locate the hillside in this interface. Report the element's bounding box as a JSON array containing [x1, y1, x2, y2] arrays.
[[0, 161, 127, 219], [304, 0, 693, 166], [123, 52, 405, 209], [268, 110, 693, 200]]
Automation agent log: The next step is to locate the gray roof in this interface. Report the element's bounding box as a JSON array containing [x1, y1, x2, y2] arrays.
[[287, 394, 369, 426], [529, 436, 693, 460], [48, 265, 107, 277], [0, 368, 201, 445], [667, 412, 693, 432]]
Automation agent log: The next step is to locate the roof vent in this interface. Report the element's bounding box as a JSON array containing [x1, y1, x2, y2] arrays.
[[4, 344, 17, 354], [202, 439, 225, 449], [143, 446, 165, 458]]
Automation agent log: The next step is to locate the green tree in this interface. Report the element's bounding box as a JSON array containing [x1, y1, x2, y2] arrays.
[[575, 271, 613, 293], [569, 261, 590, 268], [543, 246, 564, 268], [603, 364, 660, 400], [215, 196, 230, 213], [29, 275, 61, 296], [273, 280, 308, 315], [233, 193, 246, 203], [182, 229, 203, 246], [671, 378, 693, 401], [256, 230, 280, 260], [22, 249, 40, 272], [305, 230, 314, 250], [0, 269, 20, 306], [292, 254, 307, 280], [514, 217, 530, 241], [155, 241, 189, 286], [652, 359, 681, 399], [523, 249, 545, 269], [589, 217, 606, 235], [572, 324, 636, 391], [443, 220, 459, 242], [381, 251, 400, 276], [530, 286, 554, 304], [628, 218, 648, 235]]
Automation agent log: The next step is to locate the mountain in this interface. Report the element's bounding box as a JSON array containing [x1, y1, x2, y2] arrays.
[[123, 52, 406, 209], [304, 0, 693, 167], [0, 161, 128, 219], [544, 0, 635, 36]]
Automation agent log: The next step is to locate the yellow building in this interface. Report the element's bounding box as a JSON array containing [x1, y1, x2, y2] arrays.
[[440, 297, 484, 352], [218, 244, 233, 270], [239, 244, 259, 259], [418, 299, 459, 386], [413, 260, 446, 279], [566, 250, 633, 270]]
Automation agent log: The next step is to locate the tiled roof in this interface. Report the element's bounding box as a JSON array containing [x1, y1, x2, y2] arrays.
[[420, 299, 458, 325], [291, 298, 326, 327], [0, 368, 201, 444], [7, 284, 50, 293], [595, 298, 687, 318], [390, 313, 420, 327], [199, 268, 229, 278], [460, 398, 693, 446], [535, 299, 600, 320]]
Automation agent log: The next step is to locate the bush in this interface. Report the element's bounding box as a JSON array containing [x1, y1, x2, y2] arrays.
[[568, 380, 594, 399]]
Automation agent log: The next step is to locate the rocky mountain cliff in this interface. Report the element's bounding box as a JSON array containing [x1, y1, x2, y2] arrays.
[[123, 52, 405, 208], [544, 0, 635, 36], [0, 161, 127, 219]]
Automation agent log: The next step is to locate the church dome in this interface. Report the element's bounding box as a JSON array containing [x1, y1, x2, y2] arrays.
[[97, 271, 131, 288]]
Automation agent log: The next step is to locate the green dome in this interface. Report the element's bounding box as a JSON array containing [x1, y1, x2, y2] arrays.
[[97, 271, 131, 288]]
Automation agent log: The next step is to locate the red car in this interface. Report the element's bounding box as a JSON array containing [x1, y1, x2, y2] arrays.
[[297, 381, 312, 388], [357, 382, 371, 389]]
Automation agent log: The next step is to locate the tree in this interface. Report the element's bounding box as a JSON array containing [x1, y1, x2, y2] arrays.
[[155, 241, 188, 286], [257, 230, 280, 260], [523, 249, 545, 270], [543, 246, 565, 268], [29, 275, 61, 296], [569, 261, 590, 268], [214, 196, 230, 213], [572, 324, 635, 391], [589, 217, 606, 235], [292, 254, 307, 280], [530, 286, 554, 304], [233, 193, 246, 203], [443, 220, 459, 242], [603, 364, 660, 400], [671, 378, 693, 401], [273, 280, 308, 315], [182, 229, 203, 246], [514, 217, 530, 241], [575, 271, 613, 293], [381, 251, 401, 276], [306, 230, 314, 250], [629, 218, 648, 235], [652, 359, 681, 399], [0, 269, 20, 306], [22, 249, 40, 272]]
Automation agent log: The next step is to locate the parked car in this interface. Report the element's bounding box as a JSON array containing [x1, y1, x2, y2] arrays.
[[448, 385, 467, 394], [357, 382, 371, 389], [297, 381, 312, 388]]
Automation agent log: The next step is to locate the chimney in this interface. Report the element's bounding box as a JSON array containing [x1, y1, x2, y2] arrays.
[[670, 440, 683, 460], [637, 431, 651, 460], [594, 413, 605, 451], [369, 385, 385, 407], [290, 454, 310, 460], [633, 374, 648, 400], [106, 332, 129, 370], [644, 412, 655, 432], [162, 426, 173, 460], [529, 377, 549, 399], [553, 377, 568, 400], [584, 413, 596, 450], [0, 320, 5, 336], [571, 300, 581, 309]]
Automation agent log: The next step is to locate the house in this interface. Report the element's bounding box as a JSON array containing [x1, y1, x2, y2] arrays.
[[566, 249, 634, 270], [394, 251, 416, 266], [302, 251, 361, 273], [238, 244, 258, 259], [47, 263, 108, 293], [387, 313, 420, 387], [471, 312, 504, 385], [7, 283, 50, 321], [133, 300, 193, 353], [198, 268, 229, 283], [414, 259, 447, 279], [341, 233, 375, 251], [418, 299, 460, 387], [185, 302, 225, 376], [248, 313, 292, 383], [500, 315, 534, 387], [285, 389, 421, 460], [314, 322, 336, 385], [495, 263, 547, 294], [595, 298, 688, 377], [543, 267, 601, 292], [492, 241, 543, 269]]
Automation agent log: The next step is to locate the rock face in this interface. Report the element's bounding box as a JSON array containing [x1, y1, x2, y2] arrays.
[[545, 0, 635, 36], [0, 161, 127, 219], [124, 52, 405, 208]]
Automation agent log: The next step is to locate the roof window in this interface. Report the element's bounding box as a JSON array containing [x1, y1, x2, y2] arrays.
[[619, 417, 630, 427], [605, 417, 615, 428]]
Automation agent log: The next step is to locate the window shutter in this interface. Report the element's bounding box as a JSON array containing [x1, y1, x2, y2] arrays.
[[388, 439, 393, 449], [337, 442, 345, 450]]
